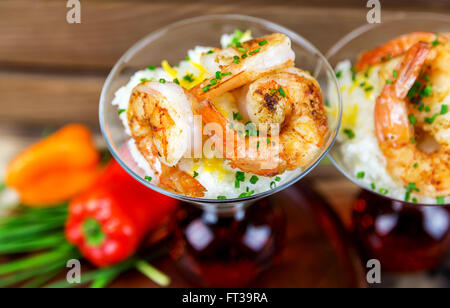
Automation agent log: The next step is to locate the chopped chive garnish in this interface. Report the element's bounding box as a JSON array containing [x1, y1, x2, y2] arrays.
[[425, 105, 431, 112], [425, 114, 438, 124], [183, 74, 195, 83], [140, 78, 149, 83], [233, 56, 241, 64], [233, 112, 243, 121], [441, 104, 448, 115], [193, 171, 199, 178], [424, 74, 430, 82], [335, 70, 342, 78], [413, 163, 418, 168], [118, 109, 126, 115], [222, 72, 232, 76], [365, 86, 374, 92], [357, 171, 365, 179], [412, 198, 418, 203], [351, 67, 357, 81], [173, 78, 180, 85], [250, 176, 259, 185], [216, 71, 222, 80], [147, 65, 156, 71], [379, 188, 389, 195], [371, 183, 376, 190], [202, 85, 210, 93], [432, 34, 440, 47], [343, 128, 355, 139], [410, 138, 416, 144], [185, 56, 191, 61], [249, 48, 261, 56], [278, 87, 286, 98], [408, 114, 417, 125], [236, 171, 245, 182], [270, 182, 277, 190], [238, 47, 247, 53], [145, 176, 152, 182], [259, 40, 268, 46], [257, 141, 260, 149], [393, 70, 398, 79], [421, 84, 433, 97], [235, 180, 240, 189], [159, 78, 166, 84], [436, 196, 445, 205], [275, 176, 281, 182], [386, 80, 393, 85], [407, 82, 421, 100], [217, 196, 227, 200], [207, 50, 214, 54]]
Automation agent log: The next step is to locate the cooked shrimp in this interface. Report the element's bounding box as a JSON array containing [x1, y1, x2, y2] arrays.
[[199, 68, 329, 177], [191, 33, 295, 102], [356, 32, 449, 71], [375, 42, 450, 198], [128, 81, 206, 197]]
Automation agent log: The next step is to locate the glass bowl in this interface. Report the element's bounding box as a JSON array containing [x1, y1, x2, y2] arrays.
[[99, 14, 342, 206], [326, 13, 450, 206]]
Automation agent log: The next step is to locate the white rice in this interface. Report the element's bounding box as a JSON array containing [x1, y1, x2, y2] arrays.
[[330, 60, 449, 205], [112, 32, 303, 200]]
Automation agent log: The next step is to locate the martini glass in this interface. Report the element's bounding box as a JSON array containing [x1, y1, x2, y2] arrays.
[[100, 15, 342, 286], [327, 14, 450, 272]]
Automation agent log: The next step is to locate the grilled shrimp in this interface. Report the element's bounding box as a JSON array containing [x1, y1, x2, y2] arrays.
[[190, 33, 295, 102], [374, 42, 450, 198], [128, 81, 206, 197], [356, 32, 449, 71], [199, 68, 329, 177]]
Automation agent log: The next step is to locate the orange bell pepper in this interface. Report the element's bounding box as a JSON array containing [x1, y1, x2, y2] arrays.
[[5, 124, 101, 207]]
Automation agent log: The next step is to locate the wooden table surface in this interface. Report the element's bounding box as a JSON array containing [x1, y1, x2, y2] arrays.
[[0, 0, 449, 287]]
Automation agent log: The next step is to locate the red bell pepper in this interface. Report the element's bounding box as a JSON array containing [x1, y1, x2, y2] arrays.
[[65, 160, 178, 267]]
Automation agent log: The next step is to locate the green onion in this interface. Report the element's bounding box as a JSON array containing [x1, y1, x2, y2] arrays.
[[233, 112, 243, 121], [270, 182, 277, 190], [233, 56, 241, 64], [357, 171, 365, 179], [436, 196, 445, 205], [371, 183, 376, 190], [235, 171, 245, 183], [408, 114, 417, 125], [159, 78, 166, 84], [275, 176, 281, 182], [207, 50, 214, 54], [386, 80, 393, 85], [140, 78, 149, 83], [136, 260, 170, 287], [183, 74, 195, 83], [249, 48, 261, 56], [421, 84, 433, 97], [147, 65, 156, 71], [259, 40, 268, 46], [425, 114, 438, 124], [278, 87, 286, 98], [441, 104, 448, 115], [378, 188, 389, 195], [193, 171, 199, 178], [343, 128, 355, 140], [413, 163, 418, 168], [393, 70, 398, 79], [335, 70, 342, 78], [250, 176, 259, 185], [432, 34, 440, 47], [185, 56, 191, 61], [173, 78, 180, 85], [202, 85, 210, 93], [217, 196, 227, 200], [145, 176, 152, 182], [118, 109, 126, 115]]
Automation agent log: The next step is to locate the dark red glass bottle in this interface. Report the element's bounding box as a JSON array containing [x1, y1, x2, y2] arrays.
[[170, 199, 286, 287], [352, 190, 450, 272]]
